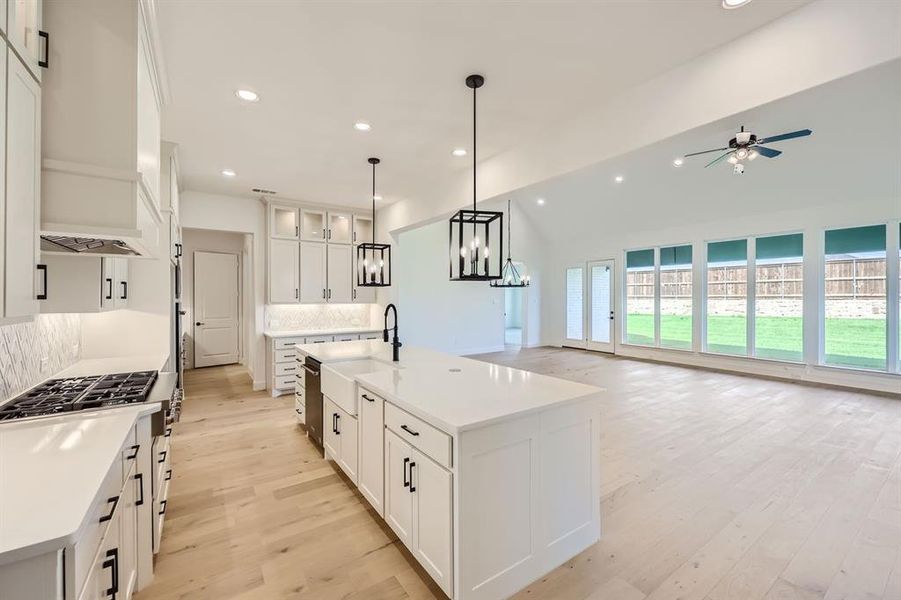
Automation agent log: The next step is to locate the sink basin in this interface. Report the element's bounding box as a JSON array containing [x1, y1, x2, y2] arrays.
[[322, 359, 398, 415]]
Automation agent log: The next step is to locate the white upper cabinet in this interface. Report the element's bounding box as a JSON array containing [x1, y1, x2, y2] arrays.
[[299, 241, 327, 303], [1, 0, 7, 34], [271, 205, 299, 240], [327, 245, 353, 303], [41, 0, 164, 258], [300, 209, 326, 242], [113, 257, 129, 310], [38, 255, 125, 313], [353, 215, 373, 246], [269, 239, 299, 304], [7, 0, 44, 81], [327, 211, 352, 244], [5, 51, 41, 319]]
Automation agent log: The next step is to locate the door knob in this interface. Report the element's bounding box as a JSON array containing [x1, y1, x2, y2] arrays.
[[195, 322, 204, 326]]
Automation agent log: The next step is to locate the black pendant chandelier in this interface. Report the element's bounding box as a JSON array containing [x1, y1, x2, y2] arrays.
[[489, 200, 530, 288], [449, 74, 504, 281], [357, 157, 391, 287]]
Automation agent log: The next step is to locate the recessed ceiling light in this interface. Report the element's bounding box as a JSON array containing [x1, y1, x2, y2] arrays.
[[722, 0, 752, 8], [673, 158, 684, 167], [235, 89, 259, 102], [452, 148, 467, 157], [354, 121, 371, 131], [373, 194, 382, 201], [221, 169, 236, 178], [614, 175, 624, 183], [536, 198, 546, 206]]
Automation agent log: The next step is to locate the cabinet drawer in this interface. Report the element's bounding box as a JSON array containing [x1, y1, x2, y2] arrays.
[[275, 337, 304, 350], [275, 361, 298, 377], [295, 379, 306, 397], [305, 334, 333, 344], [385, 403, 452, 469], [72, 455, 125, 596], [275, 374, 294, 389], [360, 332, 381, 341], [294, 393, 305, 424], [334, 334, 359, 342], [275, 348, 295, 363]]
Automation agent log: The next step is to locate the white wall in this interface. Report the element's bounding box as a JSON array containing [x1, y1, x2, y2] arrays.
[[181, 228, 247, 369], [179, 191, 266, 388]]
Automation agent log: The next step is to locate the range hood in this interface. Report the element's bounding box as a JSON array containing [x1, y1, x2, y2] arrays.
[[40, 235, 142, 256]]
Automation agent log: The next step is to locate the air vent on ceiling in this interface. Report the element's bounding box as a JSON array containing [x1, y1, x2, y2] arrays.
[[252, 187, 277, 195]]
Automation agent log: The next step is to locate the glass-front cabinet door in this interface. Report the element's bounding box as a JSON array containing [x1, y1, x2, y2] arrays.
[[271, 205, 298, 239], [300, 209, 326, 242], [328, 211, 353, 244], [353, 215, 373, 245]]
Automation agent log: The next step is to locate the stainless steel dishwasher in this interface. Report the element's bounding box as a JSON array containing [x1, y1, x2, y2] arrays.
[[303, 356, 324, 454]]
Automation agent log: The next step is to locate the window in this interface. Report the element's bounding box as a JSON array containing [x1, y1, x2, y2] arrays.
[[824, 225, 886, 370], [660, 245, 692, 350], [625, 249, 655, 345], [565, 267, 584, 342], [755, 233, 803, 361], [706, 239, 748, 355]]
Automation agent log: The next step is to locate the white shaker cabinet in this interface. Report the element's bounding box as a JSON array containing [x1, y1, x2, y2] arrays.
[[113, 258, 129, 309], [38, 255, 127, 313], [269, 239, 299, 303], [300, 209, 326, 242], [271, 205, 299, 240], [7, 0, 44, 81], [357, 389, 385, 516], [326, 244, 352, 303], [5, 51, 41, 319], [327, 211, 352, 244], [323, 397, 358, 483], [299, 241, 327, 303], [384, 429, 415, 549], [352, 215, 372, 245]]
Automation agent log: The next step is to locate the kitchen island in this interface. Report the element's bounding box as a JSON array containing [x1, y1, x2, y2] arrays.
[[296, 340, 603, 600]]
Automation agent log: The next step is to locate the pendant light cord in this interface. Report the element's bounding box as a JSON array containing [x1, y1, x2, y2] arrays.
[[371, 161, 376, 245], [472, 82, 477, 214], [507, 199, 512, 260]]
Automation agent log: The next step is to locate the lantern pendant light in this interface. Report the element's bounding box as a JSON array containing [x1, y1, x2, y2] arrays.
[[449, 74, 504, 281], [489, 199, 530, 288], [357, 157, 391, 287]]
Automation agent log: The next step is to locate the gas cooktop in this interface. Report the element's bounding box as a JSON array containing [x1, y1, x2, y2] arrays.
[[0, 371, 158, 422]]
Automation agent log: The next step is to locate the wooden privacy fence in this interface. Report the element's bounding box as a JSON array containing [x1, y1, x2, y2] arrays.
[[626, 258, 888, 299]]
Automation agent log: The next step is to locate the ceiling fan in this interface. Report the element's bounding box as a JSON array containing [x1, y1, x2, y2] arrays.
[[684, 125, 812, 174]]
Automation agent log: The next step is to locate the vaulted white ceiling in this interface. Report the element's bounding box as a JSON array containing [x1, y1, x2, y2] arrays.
[[157, 0, 809, 209]]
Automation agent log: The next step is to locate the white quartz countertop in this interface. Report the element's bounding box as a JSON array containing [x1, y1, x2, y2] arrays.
[[0, 404, 160, 565], [264, 327, 381, 339], [56, 354, 169, 378], [298, 340, 603, 433]]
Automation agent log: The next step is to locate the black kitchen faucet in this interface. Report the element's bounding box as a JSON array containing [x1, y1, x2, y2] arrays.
[[383, 303, 402, 362]]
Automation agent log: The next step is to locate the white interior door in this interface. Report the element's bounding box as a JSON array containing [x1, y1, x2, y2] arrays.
[[587, 260, 615, 353], [194, 251, 240, 368], [564, 266, 586, 348]]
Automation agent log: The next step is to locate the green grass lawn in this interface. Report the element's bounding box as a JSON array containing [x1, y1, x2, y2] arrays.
[[625, 314, 887, 369]]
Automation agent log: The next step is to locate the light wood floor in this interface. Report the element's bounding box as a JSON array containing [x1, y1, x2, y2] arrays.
[[136, 348, 901, 600]]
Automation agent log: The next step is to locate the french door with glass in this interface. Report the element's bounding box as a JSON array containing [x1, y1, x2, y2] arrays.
[[564, 260, 616, 353]]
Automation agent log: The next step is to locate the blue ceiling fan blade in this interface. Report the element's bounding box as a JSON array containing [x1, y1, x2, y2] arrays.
[[705, 151, 733, 168], [756, 146, 782, 158], [757, 129, 812, 144]]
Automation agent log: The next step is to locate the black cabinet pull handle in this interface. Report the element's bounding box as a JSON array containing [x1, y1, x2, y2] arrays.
[[99, 496, 119, 523], [332, 413, 337, 434], [409, 461, 416, 493], [159, 499, 167, 516], [403, 457, 410, 488], [38, 31, 49, 68], [102, 547, 118, 599], [165, 427, 172, 438], [165, 469, 172, 481], [401, 424, 420, 437], [135, 473, 144, 506], [105, 278, 113, 300], [120, 281, 128, 300], [36, 264, 47, 300], [158, 450, 167, 464], [322, 288, 326, 299], [335, 413, 341, 435], [126, 444, 139, 460], [361, 394, 375, 403]]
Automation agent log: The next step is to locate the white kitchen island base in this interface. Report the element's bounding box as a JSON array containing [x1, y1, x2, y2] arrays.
[[303, 340, 603, 600]]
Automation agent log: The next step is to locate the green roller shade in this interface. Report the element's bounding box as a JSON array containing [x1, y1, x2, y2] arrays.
[[825, 225, 886, 255], [660, 244, 692, 266], [707, 239, 747, 264], [756, 233, 803, 260], [626, 249, 654, 269]]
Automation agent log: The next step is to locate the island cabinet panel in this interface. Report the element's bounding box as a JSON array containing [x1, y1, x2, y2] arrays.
[[357, 388, 385, 516], [384, 429, 415, 548]]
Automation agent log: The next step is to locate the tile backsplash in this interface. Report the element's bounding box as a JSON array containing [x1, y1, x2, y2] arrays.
[[0, 314, 81, 402], [266, 304, 372, 332]]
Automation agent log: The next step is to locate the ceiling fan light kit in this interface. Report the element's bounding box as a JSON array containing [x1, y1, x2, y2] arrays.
[[683, 125, 812, 174], [357, 157, 392, 287], [449, 74, 505, 281]]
